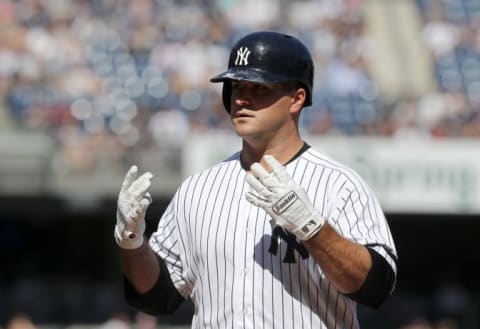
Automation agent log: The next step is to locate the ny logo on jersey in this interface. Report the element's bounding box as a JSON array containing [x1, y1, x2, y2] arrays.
[[268, 226, 309, 263], [235, 47, 251, 66]]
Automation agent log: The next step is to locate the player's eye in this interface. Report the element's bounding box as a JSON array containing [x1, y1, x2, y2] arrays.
[[254, 84, 268, 91], [231, 82, 245, 91], [231, 82, 273, 95]]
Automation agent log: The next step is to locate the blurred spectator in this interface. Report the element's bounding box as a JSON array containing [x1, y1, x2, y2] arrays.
[[421, 8, 459, 59], [5, 313, 37, 329], [398, 318, 434, 329], [147, 107, 190, 147], [100, 311, 131, 329], [433, 275, 475, 329], [434, 318, 460, 329], [134, 312, 158, 329]]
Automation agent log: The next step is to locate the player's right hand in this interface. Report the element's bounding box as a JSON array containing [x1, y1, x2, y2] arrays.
[[114, 165, 153, 249], [245, 155, 325, 241]]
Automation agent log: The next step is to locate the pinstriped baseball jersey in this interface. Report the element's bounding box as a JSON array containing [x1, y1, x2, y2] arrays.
[[149, 147, 397, 329]]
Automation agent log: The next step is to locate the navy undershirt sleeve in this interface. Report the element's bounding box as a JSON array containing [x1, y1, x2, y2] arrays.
[[124, 255, 185, 315], [344, 247, 396, 308]]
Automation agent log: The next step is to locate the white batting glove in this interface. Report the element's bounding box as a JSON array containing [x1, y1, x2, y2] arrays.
[[245, 155, 325, 241], [115, 165, 153, 249]]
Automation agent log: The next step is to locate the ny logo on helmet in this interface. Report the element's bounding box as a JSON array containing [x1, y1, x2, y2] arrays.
[[235, 47, 251, 66]]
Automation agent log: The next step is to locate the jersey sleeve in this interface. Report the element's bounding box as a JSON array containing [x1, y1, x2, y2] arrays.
[[322, 170, 398, 307], [326, 171, 398, 274], [149, 191, 192, 298]]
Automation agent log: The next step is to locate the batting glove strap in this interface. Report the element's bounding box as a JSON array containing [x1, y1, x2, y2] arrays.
[[289, 212, 325, 241], [245, 155, 325, 241], [114, 210, 145, 249]]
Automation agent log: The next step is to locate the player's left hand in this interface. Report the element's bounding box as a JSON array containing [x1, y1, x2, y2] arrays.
[[245, 155, 325, 241]]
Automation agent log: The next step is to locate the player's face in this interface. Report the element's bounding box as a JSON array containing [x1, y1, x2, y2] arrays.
[[229, 81, 299, 139]]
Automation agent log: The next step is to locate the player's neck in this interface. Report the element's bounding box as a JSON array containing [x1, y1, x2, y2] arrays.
[[240, 136, 305, 170]]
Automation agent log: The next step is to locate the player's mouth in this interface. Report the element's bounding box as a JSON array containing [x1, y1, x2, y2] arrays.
[[233, 110, 254, 118]]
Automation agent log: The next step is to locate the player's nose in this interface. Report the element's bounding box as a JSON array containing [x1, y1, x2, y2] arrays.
[[234, 97, 251, 107], [231, 91, 252, 109]]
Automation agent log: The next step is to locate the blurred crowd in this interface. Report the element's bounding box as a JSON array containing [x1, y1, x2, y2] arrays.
[[416, 0, 480, 138], [2, 275, 477, 329], [1, 0, 480, 173], [4, 310, 161, 329]]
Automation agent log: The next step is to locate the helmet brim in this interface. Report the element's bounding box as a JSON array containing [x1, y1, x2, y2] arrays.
[[210, 67, 291, 84]]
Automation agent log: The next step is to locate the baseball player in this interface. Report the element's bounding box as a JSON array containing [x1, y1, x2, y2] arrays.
[[114, 31, 398, 329]]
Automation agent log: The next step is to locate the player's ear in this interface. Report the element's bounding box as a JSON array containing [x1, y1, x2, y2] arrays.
[[290, 87, 306, 115]]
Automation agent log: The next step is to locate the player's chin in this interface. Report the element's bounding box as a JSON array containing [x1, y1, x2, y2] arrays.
[[232, 120, 257, 136]]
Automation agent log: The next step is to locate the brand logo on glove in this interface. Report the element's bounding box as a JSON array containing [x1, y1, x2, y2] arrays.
[[301, 220, 318, 233], [273, 191, 298, 215]]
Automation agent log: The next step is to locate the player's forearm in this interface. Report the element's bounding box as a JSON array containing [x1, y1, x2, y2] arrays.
[[303, 222, 371, 294], [120, 239, 160, 294]]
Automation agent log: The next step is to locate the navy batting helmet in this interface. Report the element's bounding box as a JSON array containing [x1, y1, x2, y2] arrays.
[[210, 31, 314, 112]]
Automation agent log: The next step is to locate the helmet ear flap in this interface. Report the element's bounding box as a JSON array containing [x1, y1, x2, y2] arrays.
[[222, 81, 232, 113]]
